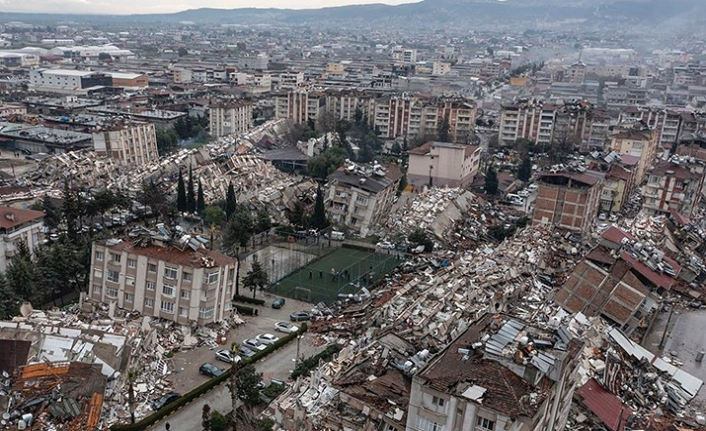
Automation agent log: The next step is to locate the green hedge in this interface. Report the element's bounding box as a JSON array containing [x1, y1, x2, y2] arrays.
[[232, 295, 266, 306], [111, 324, 307, 431], [291, 343, 341, 379], [234, 304, 258, 316]]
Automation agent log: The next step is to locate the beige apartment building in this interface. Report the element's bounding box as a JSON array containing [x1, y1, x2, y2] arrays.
[[0, 206, 44, 272], [92, 122, 159, 166], [407, 141, 481, 188], [90, 238, 237, 325], [608, 125, 658, 184], [209, 100, 253, 138]]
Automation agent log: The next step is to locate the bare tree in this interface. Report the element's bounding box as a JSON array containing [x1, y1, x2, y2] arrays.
[[202, 404, 211, 431]]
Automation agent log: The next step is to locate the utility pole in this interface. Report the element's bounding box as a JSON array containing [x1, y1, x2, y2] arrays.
[[659, 305, 675, 351]]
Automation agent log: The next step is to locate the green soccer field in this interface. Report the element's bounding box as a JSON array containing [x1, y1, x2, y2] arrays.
[[268, 247, 402, 304]]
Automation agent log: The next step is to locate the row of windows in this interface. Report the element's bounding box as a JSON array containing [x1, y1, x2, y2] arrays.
[[416, 416, 495, 431], [95, 252, 198, 281]]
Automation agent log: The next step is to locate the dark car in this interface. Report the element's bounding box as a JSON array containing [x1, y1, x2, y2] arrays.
[[151, 392, 181, 411], [290, 311, 312, 322], [272, 298, 286, 309], [199, 363, 224, 378], [239, 346, 257, 358]]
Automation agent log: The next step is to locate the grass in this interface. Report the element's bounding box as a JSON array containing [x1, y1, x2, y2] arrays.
[[269, 247, 401, 304]]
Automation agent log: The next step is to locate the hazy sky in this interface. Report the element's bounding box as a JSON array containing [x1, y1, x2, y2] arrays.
[[0, 0, 419, 14]]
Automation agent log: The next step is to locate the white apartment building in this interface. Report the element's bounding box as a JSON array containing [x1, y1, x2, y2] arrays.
[[208, 100, 254, 137], [92, 122, 159, 166], [0, 206, 44, 272], [327, 163, 402, 236], [90, 238, 237, 325], [407, 142, 481, 188]]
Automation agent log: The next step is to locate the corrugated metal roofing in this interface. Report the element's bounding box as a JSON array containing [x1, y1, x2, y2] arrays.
[[576, 378, 632, 431]]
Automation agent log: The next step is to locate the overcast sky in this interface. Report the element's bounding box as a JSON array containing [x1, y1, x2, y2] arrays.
[[0, 0, 419, 14]]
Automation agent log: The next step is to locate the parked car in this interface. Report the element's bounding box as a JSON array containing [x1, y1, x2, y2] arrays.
[[290, 311, 312, 322], [274, 322, 299, 333], [324, 231, 345, 241], [215, 349, 241, 364], [239, 346, 257, 358], [256, 333, 280, 345], [598, 213, 608, 221], [527, 184, 539, 192], [243, 338, 267, 351], [517, 190, 530, 198], [199, 363, 224, 378], [376, 241, 395, 250], [151, 392, 181, 411], [272, 298, 286, 309]]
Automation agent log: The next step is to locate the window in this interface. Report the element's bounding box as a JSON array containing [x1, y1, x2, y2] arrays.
[[111, 253, 121, 263], [180, 290, 190, 300], [94, 268, 103, 279], [179, 307, 188, 317], [183, 272, 192, 282], [164, 266, 178, 280], [106, 286, 118, 298], [356, 196, 368, 206], [95, 251, 104, 261], [127, 258, 137, 269], [93, 285, 102, 294], [632, 142, 644, 149], [160, 301, 175, 314], [417, 417, 442, 431], [124, 293, 134, 302], [163, 285, 175, 296], [476, 417, 495, 431], [207, 272, 219, 284], [432, 396, 445, 407], [145, 298, 154, 308], [125, 276, 135, 287], [107, 270, 120, 283], [199, 306, 214, 319], [146, 281, 156, 291], [148, 263, 157, 273]]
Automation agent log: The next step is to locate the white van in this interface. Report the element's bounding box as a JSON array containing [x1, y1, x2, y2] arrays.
[[330, 231, 345, 241]]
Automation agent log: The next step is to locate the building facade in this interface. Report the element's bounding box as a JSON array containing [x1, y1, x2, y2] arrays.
[[641, 159, 705, 217], [327, 163, 402, 237], [89, 238, 237, 325], [92, 122, 159, 166], [407, 141, 481, 188], [208, 100, 254, 138], [0, 206, 44, 273], [406, 314, 582, 431], [532, 171, 604, 233], [608, 125, 658, 184]]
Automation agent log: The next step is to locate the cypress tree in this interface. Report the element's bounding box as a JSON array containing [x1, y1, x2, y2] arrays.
[[197, 179, 205, 216], [187, 166, 196, 213], [177, 170, 186, 212], [225, 182, 237, 221]]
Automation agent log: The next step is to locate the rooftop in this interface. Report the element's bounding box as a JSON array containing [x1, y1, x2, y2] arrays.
[[99, 238, 234, 269], [0, 206, 44, 230], [329, 163, 402, 194]]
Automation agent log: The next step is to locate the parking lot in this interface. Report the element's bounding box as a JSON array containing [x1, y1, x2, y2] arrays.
[[168, 292, 322, 394]]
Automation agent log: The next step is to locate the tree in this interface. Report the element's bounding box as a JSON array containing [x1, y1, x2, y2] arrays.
[[137, 180, 170, 223], [204, 205, 225, 227], [6, 241, 43, 306], [243, 261, 268, 299], [0, 273, 20, 319], [306, 146, 348, 180], [485, 166, 499, 195], [41, 198, 61, 231], [210, 411, 228, 431], [197, 179, 205, 216], [398, 172, 407, 194], [517, 157, 532, 182], [408, 229, 434, 253], [225, 183, 237, 221], [156, 129, 179, 155], [202, 404, 211, 431], [236, 364, 264, 406], [390, 141, 402, 154], [177, 170, 187, 212], [61, 179, 82, 239], [309, 184, 328, 230], [187, 166, 196, 213], [178, 47, 188, 56], [438, 115, 451, 142], [223, 207, 253, 250], [255, 209, 271, 233], [98, 52, 112, 62], [288, 201, 306, 228]]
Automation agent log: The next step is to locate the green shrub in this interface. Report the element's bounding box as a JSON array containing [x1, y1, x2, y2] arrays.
[[234, 304, 258, 316], [211, 410, 228, 431], [291, 344, 341, 380], [232, 295, 266, 306]]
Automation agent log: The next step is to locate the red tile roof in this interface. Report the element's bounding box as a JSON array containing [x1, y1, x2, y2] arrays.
[[577, 378, 632, 431], [601, 226, 635, 246], [620, 252, 679, 291], [0, 206, 44, 230]]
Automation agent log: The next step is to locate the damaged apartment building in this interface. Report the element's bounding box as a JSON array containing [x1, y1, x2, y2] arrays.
[[89, 229, 237, 325]]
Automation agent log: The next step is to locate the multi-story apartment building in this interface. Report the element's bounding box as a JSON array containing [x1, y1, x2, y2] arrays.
[[608, 124, 658, 184], [499, 100, 610, 151], [619, 106, 682, 149], [0, 206, 44, 272], [406, 313, 582, 431], [92, 122, 159, 166], [533, 171, 605, 233], [90, 237, 237, 325], [641, 159, 706, 217], [600, 161, 637, 214], [276, 90, 476, 142], [327, 163, 402, 236], [208, 100, 253, 138], [407, 141, 481, 188]]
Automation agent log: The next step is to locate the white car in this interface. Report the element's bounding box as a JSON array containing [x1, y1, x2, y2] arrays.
[[274, 322, 299, 333], [527, 184, 539, 192], [243, 338, 267, 351], [215, 349, 241, 364], [256, 333, 280, 345], [376, 241, 395, 250], [517, 190, 530, 198]]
